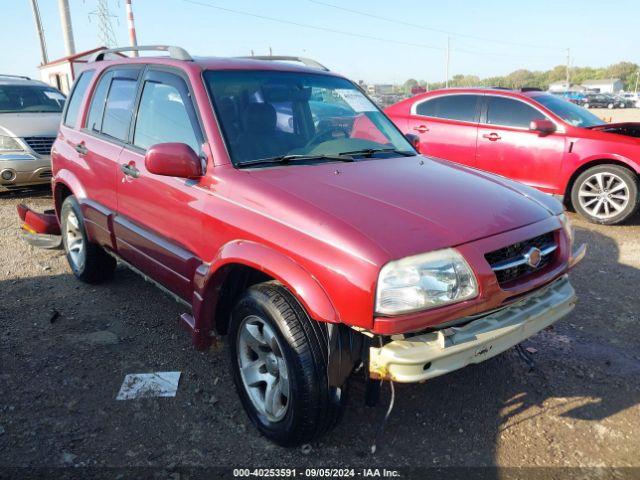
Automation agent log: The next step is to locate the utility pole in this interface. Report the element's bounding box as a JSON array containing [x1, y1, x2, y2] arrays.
[[125, 0, 138, 56], [565, 47, 571, 89], [635, 71, 639, 94], [29, 0, 48, 65], [445, 36, 450, 88], [57, 0, 76, 56]]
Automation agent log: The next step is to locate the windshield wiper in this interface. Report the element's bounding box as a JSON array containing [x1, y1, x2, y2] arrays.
[[237, 154, 354, 168], [338, 148, 416, 158]]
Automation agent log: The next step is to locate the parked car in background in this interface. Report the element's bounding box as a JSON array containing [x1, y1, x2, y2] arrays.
[[386, 88, 640, 224], [583, 93, 617, 109], [0, 74, 65, 191], [619, 92, 640, 108], [613, 94, 636, 109], [552, 91, 587, 106], [37, 46, 584, 445]]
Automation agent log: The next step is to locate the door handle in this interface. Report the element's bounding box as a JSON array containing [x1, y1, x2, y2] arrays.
[[74, 142, 88, 155], [120, 163, 140, 179], [413, 124, 429, 133], [482, 133, 501, 141]]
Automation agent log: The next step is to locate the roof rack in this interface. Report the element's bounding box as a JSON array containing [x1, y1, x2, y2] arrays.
[[519, 87, 543, 92], [90, 45, 192, 62], [0, 74, 31, 80], [238, 56, 329, 71]]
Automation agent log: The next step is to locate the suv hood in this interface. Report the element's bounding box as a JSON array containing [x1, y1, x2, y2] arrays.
[[245, 156, 557, 261], [0, 112, 61, 138]]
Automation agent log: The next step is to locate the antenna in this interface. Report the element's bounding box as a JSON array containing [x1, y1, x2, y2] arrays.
[[89, 0, 118, 48]]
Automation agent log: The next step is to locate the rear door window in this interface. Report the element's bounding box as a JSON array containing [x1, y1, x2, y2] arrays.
[[485, 96, 547, 128], [101, 71, 140, 141], [63, 70, 93, 127], [415, 95, 480, 122], [133, 71, 201, 153]]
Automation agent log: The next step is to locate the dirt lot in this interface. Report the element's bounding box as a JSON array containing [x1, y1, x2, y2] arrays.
[[591, 107, 640, 123], [1, 185, 640, 477]]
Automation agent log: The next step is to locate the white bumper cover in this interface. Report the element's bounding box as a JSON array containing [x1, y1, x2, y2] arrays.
[[369, 275, 576, 383]]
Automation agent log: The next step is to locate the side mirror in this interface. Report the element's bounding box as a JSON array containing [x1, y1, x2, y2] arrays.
[[405, 133, 421, 152], [145, 143, 202, 179], [529, 119, 556, 136]]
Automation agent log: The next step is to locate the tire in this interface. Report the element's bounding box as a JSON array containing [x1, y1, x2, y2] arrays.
[[60, 196, 116, 283], [571, 165, 639, 225], [583, 103, 589, 109], [229, 281, 345, 446], [607, 103, 614, 109]]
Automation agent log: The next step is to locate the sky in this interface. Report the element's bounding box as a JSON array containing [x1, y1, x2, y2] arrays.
[[3, 0, 638, 84]]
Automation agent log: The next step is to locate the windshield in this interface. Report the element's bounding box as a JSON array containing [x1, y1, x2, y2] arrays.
[[0, 84, 65, 113], [534, 94, 604, 128], [204, 70, 414, 166]]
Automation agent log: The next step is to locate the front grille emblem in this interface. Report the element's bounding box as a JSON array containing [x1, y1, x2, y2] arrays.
[[524, 247, 542, 268]]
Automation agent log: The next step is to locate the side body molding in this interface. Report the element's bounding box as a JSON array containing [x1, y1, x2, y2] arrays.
[[190, 240, 340, 349]]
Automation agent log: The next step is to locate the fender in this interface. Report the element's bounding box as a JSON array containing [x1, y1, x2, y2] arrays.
[[52, 170, 87, 215], [186, 240, 340, 349], [199, 239, 338, 320], [560, 153, 640, 194]]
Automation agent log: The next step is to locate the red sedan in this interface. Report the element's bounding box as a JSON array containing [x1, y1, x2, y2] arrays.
[[386, 88, 640, 224]]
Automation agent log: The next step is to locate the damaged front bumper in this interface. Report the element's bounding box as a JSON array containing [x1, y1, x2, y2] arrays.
[[369, 275, 576, 383]]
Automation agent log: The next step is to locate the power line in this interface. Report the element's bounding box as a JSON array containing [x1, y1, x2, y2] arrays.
[[184, 0, 444, 51], [184, 0, 562, 62], [308, 0, 560, 51]]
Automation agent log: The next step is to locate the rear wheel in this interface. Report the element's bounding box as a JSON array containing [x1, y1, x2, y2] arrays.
[[61, 196, 116, 283], [229, 281, 345, 446], [583, 103, 590, 109], [571, 165, 639, 225], [607, 103, 614, 109]]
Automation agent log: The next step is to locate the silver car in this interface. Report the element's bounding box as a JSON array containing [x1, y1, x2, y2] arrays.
[[0, 75, 65, 191]]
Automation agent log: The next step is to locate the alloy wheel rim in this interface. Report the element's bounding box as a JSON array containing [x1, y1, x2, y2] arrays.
[[64, 210, 85, 271], [578, 172, 629, 220], [237, 315, 290, 422]]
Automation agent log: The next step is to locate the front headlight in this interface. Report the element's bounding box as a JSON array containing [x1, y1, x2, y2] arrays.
[[559, 213, 574, 248], [375, 248, 478, 315], [0, 135, 24, 154]]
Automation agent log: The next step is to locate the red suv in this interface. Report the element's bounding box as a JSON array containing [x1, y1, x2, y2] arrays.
[[46, 47, 584, 445], [386, 88, 640, 225]]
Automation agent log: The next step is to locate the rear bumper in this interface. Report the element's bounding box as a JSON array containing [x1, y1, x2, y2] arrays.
[[369, 275, 576, 383]]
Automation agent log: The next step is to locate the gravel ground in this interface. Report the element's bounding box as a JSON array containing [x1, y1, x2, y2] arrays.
[[1, 186, 639, 476]]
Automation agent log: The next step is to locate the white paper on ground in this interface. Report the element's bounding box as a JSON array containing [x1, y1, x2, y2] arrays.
[[116, 372, 181, 400]]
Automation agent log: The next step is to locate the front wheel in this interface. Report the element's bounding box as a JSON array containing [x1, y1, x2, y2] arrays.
[[229, 281, 345, 446], [571, 165, 639, 225], [61, 196, 116, 283]]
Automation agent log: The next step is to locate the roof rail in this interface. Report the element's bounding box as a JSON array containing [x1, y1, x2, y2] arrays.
[[0, 74, 31, 80], [238, 56, 329, 71], [519, 87, 543, 92], [89, 45, 192, 62]]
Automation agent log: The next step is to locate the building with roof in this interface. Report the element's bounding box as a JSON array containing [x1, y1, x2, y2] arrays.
[[581, 78, 623, 94], [38, 47, 108, 94]]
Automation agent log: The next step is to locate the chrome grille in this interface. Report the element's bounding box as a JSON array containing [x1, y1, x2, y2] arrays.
[[485, 231, 557, 286], [23, 136, 55, 155]]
